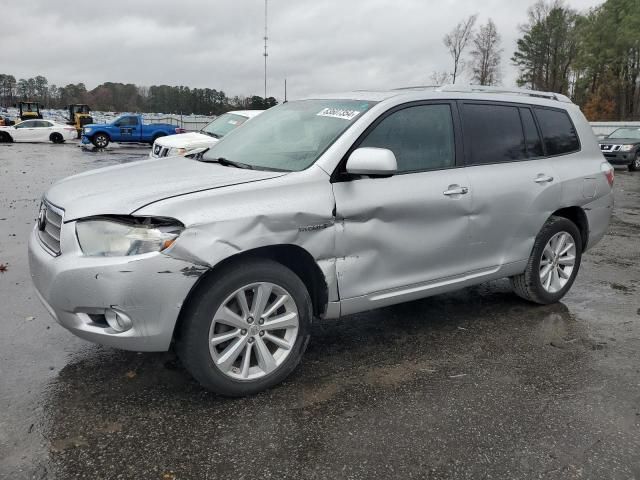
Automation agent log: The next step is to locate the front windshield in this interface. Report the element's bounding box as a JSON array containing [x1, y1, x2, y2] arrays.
[[202, 99, 376, 171], [201, 113, 249, 138], [608, 128, 640, 139]]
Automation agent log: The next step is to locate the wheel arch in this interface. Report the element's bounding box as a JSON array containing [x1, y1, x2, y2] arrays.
[[549, 206, 589, 250], [172, 244, 329, 342], [92, 130, 110, 140]]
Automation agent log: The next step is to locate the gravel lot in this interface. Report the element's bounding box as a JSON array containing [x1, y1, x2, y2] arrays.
[[0, 140, 639, 479]]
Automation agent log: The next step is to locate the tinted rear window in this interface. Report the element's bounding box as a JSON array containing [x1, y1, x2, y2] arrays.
[[534, 108, 580, 156], [462, 104, 526, 164]]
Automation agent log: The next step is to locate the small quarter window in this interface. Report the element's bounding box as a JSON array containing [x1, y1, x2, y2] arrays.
[[534, 108, 580, 156]]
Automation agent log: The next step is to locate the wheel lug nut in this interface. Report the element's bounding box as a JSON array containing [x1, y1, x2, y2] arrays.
[[247, 317, 254, 324], [258, 318, 264, 325], [259, 331, 265, 337], [248, 338, 255, 344], [241, 329, 247, 335]]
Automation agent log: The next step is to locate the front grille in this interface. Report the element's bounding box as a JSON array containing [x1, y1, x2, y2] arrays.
[[37, 201, 64, 256], [152, 144, 162, 157]]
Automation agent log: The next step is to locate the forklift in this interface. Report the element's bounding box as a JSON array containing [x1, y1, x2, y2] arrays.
[[67, 104, 93, 138], [17, 101, 43, 121]]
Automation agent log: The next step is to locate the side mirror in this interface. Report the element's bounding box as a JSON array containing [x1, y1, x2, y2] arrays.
[[345, 147, 397, 176]]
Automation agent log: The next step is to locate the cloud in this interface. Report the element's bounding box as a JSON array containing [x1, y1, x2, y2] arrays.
[[0, 0, 603, 100]]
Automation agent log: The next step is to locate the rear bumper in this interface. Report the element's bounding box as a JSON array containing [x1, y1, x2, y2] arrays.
[[28, 222, 203, 351]]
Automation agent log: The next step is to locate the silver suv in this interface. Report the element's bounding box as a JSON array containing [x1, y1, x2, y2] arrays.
[[29, 86, 614, 396]]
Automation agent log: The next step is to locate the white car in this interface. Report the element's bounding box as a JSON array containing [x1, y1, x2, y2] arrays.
[[0, 119, 77, 144], [150, 110, 263, 158]]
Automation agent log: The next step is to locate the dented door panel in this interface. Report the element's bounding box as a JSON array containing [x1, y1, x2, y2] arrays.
[[333, 169, 472, 301]]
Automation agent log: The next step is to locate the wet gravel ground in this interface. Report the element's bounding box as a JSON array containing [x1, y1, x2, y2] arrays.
[[0, 141, 639, 480]]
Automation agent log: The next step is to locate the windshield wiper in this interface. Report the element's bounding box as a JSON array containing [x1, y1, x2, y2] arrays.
[[202, 131, 221, 138], [200, 156, 254, 169]]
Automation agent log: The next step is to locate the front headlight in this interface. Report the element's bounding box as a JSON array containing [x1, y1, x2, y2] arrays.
[[620, 144, 635, 152], [84, 127, 92, 134], [169, 147, 187, 156], [76, 218, 183, 257]]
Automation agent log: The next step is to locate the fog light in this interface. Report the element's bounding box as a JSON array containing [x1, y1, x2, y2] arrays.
[[105, 308, 133, 332]]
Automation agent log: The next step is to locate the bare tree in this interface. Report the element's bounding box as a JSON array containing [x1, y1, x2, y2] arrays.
[[443, 14, 478, 84], [429, 71, 451, 85], [470, 19, 503, 86]]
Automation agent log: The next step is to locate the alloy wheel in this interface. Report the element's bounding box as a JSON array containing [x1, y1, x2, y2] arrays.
[[208, 282, 299, 381], [539, 231, 576, 293]]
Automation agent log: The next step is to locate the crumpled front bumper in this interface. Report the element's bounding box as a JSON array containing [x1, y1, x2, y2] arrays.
[[28, 222, 204, 352], [80, 135, 92, 145]]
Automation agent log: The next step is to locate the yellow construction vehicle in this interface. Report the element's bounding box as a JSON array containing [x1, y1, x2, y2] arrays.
[[67, 104, 93, 138], [18, 101, 43, 121]]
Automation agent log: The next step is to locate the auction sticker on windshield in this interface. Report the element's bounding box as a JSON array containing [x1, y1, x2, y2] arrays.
[[317, 107, 362, 121]]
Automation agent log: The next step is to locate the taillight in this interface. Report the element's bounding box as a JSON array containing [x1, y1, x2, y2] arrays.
[[601, 162, 614, 187], [175, 128, 186, 134]]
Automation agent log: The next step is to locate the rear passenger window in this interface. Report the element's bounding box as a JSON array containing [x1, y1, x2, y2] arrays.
[[359, 104, 455, 173], [534, 108, 580, 156], [462, 104, 526, 164], [520, 108, 543, 157]]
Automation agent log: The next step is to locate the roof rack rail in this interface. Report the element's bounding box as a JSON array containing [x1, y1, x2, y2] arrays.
[[392, 85, 440, 91], [436, 84, 573, 103]]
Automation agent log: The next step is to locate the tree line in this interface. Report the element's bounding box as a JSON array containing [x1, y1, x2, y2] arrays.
[[0, 74, 277, 115], [435, 0, 639, 120]]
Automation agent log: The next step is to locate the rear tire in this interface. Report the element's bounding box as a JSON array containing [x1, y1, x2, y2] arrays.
[[50, 132, 64, 144], [92, 133, 110, 149], [628, 152, 640, 171], [177, 258, 313, 396], [510, 216, 582, 305]]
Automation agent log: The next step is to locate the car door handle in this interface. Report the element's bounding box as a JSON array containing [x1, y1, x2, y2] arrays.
[[443, 186, 469, 196], [534, 175, 554, 184]]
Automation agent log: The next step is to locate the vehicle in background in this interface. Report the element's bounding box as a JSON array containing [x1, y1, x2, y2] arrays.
[[599, 127, 640, 171], [29, 86, 613, 396], [17, 101, 43, 121], [0, 119, 76, 143], [67, 104, 93, 139], [150, 110, 263, 158], [81, 114, 185, 149]]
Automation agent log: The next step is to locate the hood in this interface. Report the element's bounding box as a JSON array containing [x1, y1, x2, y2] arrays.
[[599, 138, 640, 145], [155, 131, 217, 149], [45, 156, 287, 221]]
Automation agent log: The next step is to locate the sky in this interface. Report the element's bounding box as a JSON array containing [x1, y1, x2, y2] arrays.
[[1, 0, 604, 101]]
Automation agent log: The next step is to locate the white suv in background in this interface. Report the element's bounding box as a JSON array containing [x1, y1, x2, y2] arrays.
[[150, 110, 263, 158]]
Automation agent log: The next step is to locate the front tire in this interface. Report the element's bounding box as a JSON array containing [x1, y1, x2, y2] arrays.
[[510, 216, 582, 305], [177, 258, 312, 396], [92, 133, 110, 149], [628, 152, 640, 172], [50, 132, 64, 144], [0, 132, 12, 143]]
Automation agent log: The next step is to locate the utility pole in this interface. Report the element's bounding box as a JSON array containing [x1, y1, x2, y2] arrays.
[[263, 0, 268, 100]]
